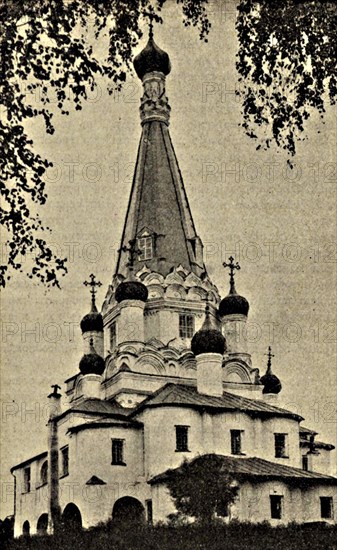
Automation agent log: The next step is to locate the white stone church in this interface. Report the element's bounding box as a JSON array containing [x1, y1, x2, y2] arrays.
[[11, 31, 337, 537]]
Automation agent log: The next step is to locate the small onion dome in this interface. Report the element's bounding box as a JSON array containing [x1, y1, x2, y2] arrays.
[[260, 348, 282, 394], [133, 35, 171, 80], [191, 305, 226, 356], [80, 307, 103, 334], [219, 293, 249, 317], [260, 371, 282, 394], [115, 280, 148, 303], [79, 339, 105, 376]]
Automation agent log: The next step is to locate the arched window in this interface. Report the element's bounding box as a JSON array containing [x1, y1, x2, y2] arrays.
[[37, 513, 48, 535], [22, 521, 30, 537], [112, 497, 145, 524], [62, 503, 82, 530], [40, 461, 48, 486]]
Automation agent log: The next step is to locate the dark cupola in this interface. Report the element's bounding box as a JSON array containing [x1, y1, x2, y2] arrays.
[[133, 24, 171, 80], [80, 274, 103, 333], [219, 256, 249, 317], [115, 239, 148, 303], [79, 338, 105, 376], [260, 346, 282, 395], [191, 303, 226, 356]]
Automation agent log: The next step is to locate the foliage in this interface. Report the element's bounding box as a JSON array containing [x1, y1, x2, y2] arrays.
[[3, 520, 337, 550], [0, 0, 209, 288], [236, 0, 337, 159], [164, 454, 239, 524], [1, 1, 336, 287]]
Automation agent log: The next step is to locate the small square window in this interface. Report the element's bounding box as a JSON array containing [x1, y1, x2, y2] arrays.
[[320, 496, 334, 519], [270, 495, 283, 519], [274, 433, 288, 458], [231, 430, 244, 455], [23, 467, 31, 493], [110, 322, 116, 350], [112, 439, 125, 465], [138, 236, 153, 261], [179, 315, 195, 339], [60, 446, 69, 477], [176, 425, 189, 452]]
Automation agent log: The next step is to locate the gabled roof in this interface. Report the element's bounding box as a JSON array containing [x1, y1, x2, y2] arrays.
[[131, 383, 303, 421], [149, 454, 337, 487]]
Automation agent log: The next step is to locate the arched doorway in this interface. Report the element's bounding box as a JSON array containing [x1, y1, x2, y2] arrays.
[[62, 503, 82, 529], [112, 497, 145, 524], [22, 520, 30, 537], [37, 513, 48, 535]]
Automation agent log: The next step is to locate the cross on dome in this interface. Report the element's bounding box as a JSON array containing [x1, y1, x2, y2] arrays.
[[264, 346, 275, 371], [223, 256, 241, 294], [83, 274, 102, 310], [119, 239, 142, 273]]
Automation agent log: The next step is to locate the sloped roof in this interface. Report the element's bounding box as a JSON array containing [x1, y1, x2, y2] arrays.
[[56, 397, 133, 421], [299, 426, 318, 436], [131, 383, 303, 421], [149, 454, 337, 487], [11, 451, 48, 473], [67, 418, 142, 435], [300, 440, 335, 451]]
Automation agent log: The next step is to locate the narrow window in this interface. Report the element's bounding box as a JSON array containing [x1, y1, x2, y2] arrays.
[[231, 430, 244, 455], [175, 425, 189, 452], [23, 467, 31, 493], [179, 314, 195, 338], [146, 499, 153, 524], [110, 322, 116, 351], [320, 497, 333, 519], [274, 433, 288, 458], [112, 439, 125, 465], [138, 236, 153, 261], [40, 461, 48, 486], [60, 446, 69, 477], [302, 455, 309, 471], [270, 495, 283, 519]]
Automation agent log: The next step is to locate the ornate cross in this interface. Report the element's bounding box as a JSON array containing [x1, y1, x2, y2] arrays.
[[83, 274, 102, 309], [264, 346, 275, 370], [223, 256, 240, 293], [119, 239, 142, 270]]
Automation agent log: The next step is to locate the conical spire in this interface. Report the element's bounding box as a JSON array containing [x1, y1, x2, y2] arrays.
[[115, 33, 206, 279]]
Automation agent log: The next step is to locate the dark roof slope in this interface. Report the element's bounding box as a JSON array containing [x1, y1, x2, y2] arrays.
[[56, 398, 133, 421], [149, 454, 337, 487], [11, 451, 48, 473], [132, 383, 303, 421]]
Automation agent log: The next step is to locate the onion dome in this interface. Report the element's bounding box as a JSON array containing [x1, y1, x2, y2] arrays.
[[260, 346, 282, 395], [81, 274, 103, 333], [115, 241, 149, 303], [80, 309, 103, 333], [133, 27, 171, 80], [115, 279, 148, 303], [219, 256, 249, 317], [79, 338, 105, 376], [191, 304, 226, 356]]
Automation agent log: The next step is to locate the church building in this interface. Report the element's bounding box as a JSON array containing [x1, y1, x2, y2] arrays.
[[10, 30, 337, 537]]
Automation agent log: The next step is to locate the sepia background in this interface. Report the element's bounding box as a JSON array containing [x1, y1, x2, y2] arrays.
[[1, 0, 336, 518]]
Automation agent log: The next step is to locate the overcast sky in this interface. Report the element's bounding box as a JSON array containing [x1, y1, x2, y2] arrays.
[[1, 1, 336, 518]]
